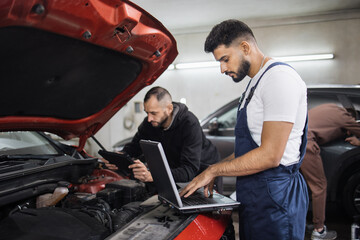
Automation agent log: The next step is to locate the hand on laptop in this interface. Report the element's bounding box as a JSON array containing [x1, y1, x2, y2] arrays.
[[129, 159, 153, 182], [179, 167, 215, 198]]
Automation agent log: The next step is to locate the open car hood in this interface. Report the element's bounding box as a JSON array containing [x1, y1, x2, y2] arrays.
[[0, 0, 177, 148]]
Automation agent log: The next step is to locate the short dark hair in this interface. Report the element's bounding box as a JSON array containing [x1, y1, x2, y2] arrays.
[[144, 86, 172, 102], [204, 19, 256, 53]]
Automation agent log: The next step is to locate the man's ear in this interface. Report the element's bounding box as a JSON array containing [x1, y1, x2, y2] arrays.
[[240, 41, 251, 56], [167, 103, 173, 114]]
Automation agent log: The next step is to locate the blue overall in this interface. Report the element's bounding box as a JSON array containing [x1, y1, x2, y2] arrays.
[[235, 62, 309, 240]]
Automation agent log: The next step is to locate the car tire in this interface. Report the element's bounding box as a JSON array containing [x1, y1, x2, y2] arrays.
[[343, 172, 360, 217]]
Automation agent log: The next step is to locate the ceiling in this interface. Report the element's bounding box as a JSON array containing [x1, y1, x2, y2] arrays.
[[131, 0, 360, 33]]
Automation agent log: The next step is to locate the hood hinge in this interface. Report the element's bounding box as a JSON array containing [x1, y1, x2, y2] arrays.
[[76, 124, 100, 152]]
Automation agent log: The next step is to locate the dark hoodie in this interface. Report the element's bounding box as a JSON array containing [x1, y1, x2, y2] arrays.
[[122, 102, 220, 182]]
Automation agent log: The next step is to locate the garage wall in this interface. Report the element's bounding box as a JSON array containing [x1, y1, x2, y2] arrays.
[[90, 10, 360, 154]]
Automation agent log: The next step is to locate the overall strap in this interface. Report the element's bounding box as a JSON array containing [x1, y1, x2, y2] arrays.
[[238, 62, 292, 108], [238, 77, 253, 110]]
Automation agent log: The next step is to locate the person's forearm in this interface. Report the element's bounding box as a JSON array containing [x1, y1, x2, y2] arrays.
[[208, 121, 292, 177], [208, 146, 280, 177], [172, 163, 198, 182], [179, 146, 280, 198]]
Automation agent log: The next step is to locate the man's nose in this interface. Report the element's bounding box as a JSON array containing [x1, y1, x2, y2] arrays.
[[147, 115, 153, 122], [220, 63, 227, 74]]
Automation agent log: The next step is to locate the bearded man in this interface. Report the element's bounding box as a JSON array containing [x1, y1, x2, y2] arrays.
[[180, 20, 308, 240], [122, 86, 220, 185]]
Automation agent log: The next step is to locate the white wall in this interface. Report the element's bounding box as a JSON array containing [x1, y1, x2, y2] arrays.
[[91, 12, 360, 153]]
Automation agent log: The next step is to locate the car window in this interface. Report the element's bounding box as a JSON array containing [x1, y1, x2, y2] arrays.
[[217, 106, 238, 129], [308, 93, 340, 110], [0, 131, 59, 155], [308, 93, 360, 119]]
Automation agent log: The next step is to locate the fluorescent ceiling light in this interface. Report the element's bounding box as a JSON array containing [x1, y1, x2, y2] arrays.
[[167, 64, 175, 70], [274, 54, 334, 62], [179, 98, 187, 104], [170, 53, 334, 70]]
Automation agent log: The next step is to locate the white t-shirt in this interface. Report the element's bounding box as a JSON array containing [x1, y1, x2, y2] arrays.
[[239, 59, 307, 166]]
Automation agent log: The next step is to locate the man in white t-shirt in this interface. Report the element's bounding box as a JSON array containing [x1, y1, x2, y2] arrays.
[[180, 20, 309, 240]]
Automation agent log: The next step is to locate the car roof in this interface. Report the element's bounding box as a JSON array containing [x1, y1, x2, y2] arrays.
[[201, 84, 360, 126]]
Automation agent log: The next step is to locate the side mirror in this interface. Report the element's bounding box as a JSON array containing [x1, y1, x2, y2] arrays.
[[208, 118, 219, 135]]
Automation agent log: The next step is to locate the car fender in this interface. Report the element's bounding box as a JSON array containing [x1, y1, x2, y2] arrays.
[[323, 145, 360, 201]]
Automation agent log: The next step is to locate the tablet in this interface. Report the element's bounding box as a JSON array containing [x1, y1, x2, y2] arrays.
[[98, 150, 134, 175]]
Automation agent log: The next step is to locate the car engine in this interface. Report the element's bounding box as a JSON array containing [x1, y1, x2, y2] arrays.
[[0, 156, 154, 240]]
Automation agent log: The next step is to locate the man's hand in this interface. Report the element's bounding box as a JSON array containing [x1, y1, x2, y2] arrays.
[[129, 160, 153, 182], [100, 158, 118, 170], [345, 136, 360, 146], [179, 167, 215, 198]]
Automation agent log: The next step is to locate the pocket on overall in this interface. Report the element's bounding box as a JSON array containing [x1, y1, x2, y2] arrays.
[[266, 176, 291, 213]]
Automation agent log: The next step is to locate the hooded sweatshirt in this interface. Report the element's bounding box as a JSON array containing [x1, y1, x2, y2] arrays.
[[122, 102, 220, 182]]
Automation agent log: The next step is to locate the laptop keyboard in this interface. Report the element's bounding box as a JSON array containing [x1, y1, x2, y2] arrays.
[[180, 191, 214, 206]]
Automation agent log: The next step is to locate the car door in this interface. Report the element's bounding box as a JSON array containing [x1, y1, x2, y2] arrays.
[[201, 100, 238, 195], [202, 99, 238, 159]]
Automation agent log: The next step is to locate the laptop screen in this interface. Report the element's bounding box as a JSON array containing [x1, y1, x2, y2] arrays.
[[139, 139, 183, 207], [139, 139, 240, 214]]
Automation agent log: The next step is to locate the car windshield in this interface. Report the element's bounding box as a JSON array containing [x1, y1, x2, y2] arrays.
[[0, 131, 59, 156]]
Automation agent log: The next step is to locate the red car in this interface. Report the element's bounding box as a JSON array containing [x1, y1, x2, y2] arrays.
[[0, 1, 234, 239]]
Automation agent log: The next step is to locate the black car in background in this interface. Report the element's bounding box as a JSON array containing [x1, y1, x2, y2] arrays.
[[201, 85, 360, 217]]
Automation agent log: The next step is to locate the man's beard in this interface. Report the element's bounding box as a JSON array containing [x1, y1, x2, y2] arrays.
[[151, 114, 169, 128], [231, 60, 251, 83]]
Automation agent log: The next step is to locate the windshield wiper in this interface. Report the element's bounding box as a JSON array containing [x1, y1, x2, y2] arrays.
[[0, 154, 64, 161]]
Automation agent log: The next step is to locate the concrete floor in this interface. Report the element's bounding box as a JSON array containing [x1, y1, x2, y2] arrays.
[[231, 203, 352, 240]]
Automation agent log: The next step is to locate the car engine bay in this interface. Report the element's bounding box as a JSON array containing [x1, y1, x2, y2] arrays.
[[0, 156, 210, 240]]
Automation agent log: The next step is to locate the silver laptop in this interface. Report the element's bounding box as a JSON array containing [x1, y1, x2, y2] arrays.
[[139, 139, 240, 214]]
